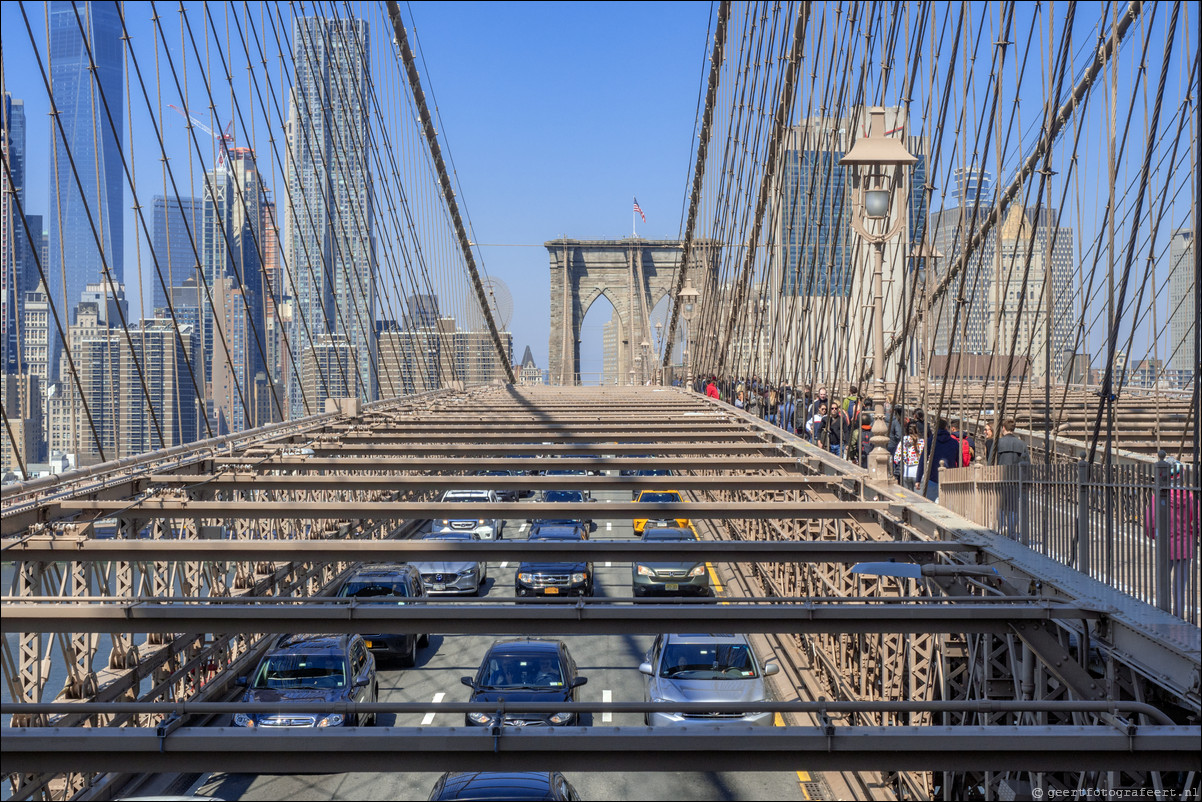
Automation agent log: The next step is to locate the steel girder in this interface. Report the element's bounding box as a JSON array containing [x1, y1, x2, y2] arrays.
[[3, 726, 1196, 775], [0, 600, 1103, 635], [1, 538, 974, 563]]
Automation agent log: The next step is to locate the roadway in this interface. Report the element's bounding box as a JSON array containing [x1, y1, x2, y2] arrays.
[[191, 483, 818, 802]]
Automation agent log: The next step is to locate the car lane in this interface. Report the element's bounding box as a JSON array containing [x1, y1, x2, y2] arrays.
[[197, 483, 810, 801]]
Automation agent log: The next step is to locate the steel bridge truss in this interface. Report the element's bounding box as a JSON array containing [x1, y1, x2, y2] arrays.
[[2, 386, 1199, 802]]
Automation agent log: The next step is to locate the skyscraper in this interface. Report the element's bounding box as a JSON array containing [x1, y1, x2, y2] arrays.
[[202, 148, 271, 430], [286, 16, 375, 418], [929, 203, 1076, 381], [1167, 228, 1195, 383], [151, 195, 204, 312], [46, 0, 124, 378], [771, 108, 927, 383], [2, 94, 27, 372]]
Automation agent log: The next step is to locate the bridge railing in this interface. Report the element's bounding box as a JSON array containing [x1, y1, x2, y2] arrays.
[[940, 459, 1199, 626]]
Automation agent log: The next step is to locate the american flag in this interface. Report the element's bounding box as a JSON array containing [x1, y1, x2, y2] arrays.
[[633, 197, 646, 223]]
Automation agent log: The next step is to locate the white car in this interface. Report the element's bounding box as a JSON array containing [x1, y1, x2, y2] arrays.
[[435, 489, 503, 540]]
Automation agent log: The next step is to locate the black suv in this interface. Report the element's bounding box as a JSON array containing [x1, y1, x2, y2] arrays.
[[516, 524, 592, 597], [428, 772, 581, 801], [234, 634, 377, 728], [461, 639, 587, 727], [336, 563, 428, 666]]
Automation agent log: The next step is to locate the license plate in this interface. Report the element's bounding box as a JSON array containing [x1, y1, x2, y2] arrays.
[[665, 583, 679, 591], [364, 640, 374, 648], [543, 587, 559, 594], [432, 583, 446, 591]]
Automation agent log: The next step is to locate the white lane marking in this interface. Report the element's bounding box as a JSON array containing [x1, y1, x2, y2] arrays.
[[606, 522, 612, 531], [602, 689, 613, 723], [605, 562, 612, 567], [519, 523, 527, 532], [421, 692, 446, 726], [500, 562, 508, 568]]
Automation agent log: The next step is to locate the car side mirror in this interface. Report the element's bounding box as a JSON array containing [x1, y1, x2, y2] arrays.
[[570, 676, 588, 688], [354, 676, 370, 687], [763, 662, 780, 677], [638, 662, 654, 676], [589, 522, 597, 533], [460, 676, 475, 688], [235, 676, 248, 686]]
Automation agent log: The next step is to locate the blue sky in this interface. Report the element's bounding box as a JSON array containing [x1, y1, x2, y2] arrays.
[[403, 0, 714, 373]]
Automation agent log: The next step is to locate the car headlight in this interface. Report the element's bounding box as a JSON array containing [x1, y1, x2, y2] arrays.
[[461, 566, 478, 577], [467, 712, 493, 725], [517, 572, 533, 583], [636, 565, 654, 576], [688, 565, 707, 577], [316, 713, 345, 727], [232, 713, 255, 727], [571, 572, 587, 584], [649, 695, 669, 704], [548, 712, 575, 725]]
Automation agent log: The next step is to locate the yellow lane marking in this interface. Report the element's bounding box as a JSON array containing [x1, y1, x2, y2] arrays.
[[775, 713, 812, 798]]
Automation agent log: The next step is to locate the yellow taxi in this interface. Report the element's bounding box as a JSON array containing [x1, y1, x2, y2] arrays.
[[632, 489, 690, 534]]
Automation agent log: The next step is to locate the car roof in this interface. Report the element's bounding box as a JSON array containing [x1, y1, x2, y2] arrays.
[[434, 772, 557, 800], [345, 563, 415, 576], [487, 638, 564, 655], [270, 634, 349, 652], [663, 633, 750, 646], [641, 527, 693, 539], [442, 489, 491, 497]]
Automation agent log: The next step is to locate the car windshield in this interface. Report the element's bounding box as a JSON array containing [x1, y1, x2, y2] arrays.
[[479, 653, 565, 689], [254, 654, 347, 689], [444, 495, 485, 502], [659, 643, 757, 679], [531, 532, 583, 542], [424, 531, 474, 541], [642, 529, 693, 542], [340, 580, 410, 598], [546, 469, 586, 476], [637, 469, 670, 477], [544, 490, 585, 502], [639, 492, 682, 503]]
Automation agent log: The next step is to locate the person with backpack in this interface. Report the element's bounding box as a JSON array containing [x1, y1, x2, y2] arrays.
[[990, 419, 1029, 539], [921, 418, 962, 501], [826, 398, 851, 458]]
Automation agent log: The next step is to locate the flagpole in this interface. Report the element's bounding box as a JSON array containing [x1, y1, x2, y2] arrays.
[[633, 196, 636, 237]]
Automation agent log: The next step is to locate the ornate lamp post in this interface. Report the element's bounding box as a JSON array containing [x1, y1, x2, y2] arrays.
[[654, 321, 664, 385], [678, 276, 700, 389], [839, 107, 917, 482], [639, 340, 651, 384]]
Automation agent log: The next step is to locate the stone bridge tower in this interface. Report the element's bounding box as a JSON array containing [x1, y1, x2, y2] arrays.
[[546, 238, 719, 385]]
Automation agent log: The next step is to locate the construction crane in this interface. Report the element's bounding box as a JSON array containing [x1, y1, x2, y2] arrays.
[[167, 104, 234, 166]]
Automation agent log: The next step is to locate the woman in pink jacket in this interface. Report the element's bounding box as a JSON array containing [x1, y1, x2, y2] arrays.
[[1144, 459, 1198, 619]]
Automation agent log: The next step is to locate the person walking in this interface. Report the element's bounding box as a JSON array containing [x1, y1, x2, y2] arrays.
[[921, 418, 962, 502], [826, 398, 850, 458], [990, 418, 1030, 540], [1144, 459, 1198, 619], [893, 421, 924, 490]]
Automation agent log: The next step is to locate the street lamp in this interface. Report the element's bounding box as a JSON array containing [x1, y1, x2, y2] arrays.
[[654, 321, 664, 385], [678, 276, 700, 389], [839, 107, 918, 482]]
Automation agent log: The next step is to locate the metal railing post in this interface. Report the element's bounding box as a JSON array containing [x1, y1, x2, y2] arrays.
[[1077, 461, 1090, 575], [1153, 452, 1171, 614]]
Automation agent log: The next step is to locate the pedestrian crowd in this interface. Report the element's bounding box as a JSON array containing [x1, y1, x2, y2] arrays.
[[696, 375, 1030, 501]]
